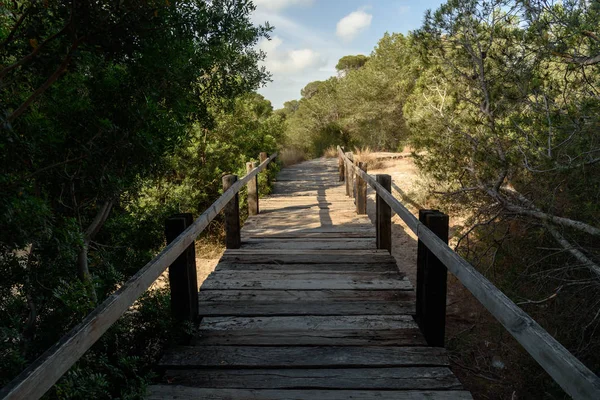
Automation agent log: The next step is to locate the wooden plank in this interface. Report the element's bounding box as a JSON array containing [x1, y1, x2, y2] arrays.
[[212, 262, 397, 272], [223, 249, 389, 255], [161, 367, 462, 390], [197, 301, 415, 316], [159, 346, 449, 368], [193, 317, 425, 346], [201, 271, 412, 290], [243, 237, 376, 242], [241, 239, 376, 250], [198, 289, 412, 303], [242, 226, 375, 234], [147, 386, 474, 400], [242, 232, 376, 239], [218, 253, 395, 264], [199, 315, 417, 331], [197, 287, 416, 315]]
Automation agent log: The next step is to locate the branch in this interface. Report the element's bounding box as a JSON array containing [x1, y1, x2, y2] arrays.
[[503, 200, 600, 236], [517, 285, 563, 305], [0, 21, 71, 79], [84, 199, 114, 241], [0, 4, 32, 49], [546, 224, 600, 278], [6, 38, 82, 123], [556, 52, 600, 66], [493, 186, 600, 237]]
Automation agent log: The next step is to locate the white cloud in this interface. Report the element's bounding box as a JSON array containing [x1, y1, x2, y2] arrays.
[[398, 5, 410, 15], [258, 35, 283, 54], [336, 9, 372, 42], [253, 0, 313, 11], [258, 36, 324, 74]]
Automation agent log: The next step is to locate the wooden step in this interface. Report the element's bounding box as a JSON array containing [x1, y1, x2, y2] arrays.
[[193, 315, 425, 346], [201, 271, 412, 290], [147, 387, 474, 400], [159, 367, 462, 390], [241, 238, 376, 250], [159, 346, 448, 368], [212, 262, 398, 272]]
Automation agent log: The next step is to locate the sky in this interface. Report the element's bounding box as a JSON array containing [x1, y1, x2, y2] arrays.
[[251, 0, 447, 109]]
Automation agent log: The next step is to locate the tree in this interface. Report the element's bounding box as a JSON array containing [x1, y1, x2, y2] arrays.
[[335, 54, 369, 75]]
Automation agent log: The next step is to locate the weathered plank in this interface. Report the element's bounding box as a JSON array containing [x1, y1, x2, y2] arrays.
[[193, 315, 424, 346], [212, 262, 398, 272], [201, 271, 412, 290], [197, 301, 415, 316], [241, 238, 376, 250], [147, 387, 474, 400], [198, 289, 412, 303], [199, 315, 417, 331], [241, 232, 376, 239], [159, 346, 449, 368], [219, 253, 395, 265], [161, 367, 462, 390]]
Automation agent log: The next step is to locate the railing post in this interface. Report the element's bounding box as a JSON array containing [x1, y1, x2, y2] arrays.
[[259, 152, 269, 187], [247, 161, 259, 216], [338, 147, 345, 182], [416, 210, 449, 347], [346, 152, 355, 199], [376, 174, 392, 253], [165, 213, 198, 321], [345, 152, 352, 196], [356, 162, 367, 214], [259, 152, 268, 165], [222, 174, 241, 249]]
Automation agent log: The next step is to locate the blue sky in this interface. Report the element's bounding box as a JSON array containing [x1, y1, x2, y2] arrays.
[[251, 0, 447, 108]]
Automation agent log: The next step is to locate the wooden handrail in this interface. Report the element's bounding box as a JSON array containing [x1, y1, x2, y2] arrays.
[[337, 146, 600, 399], [0, 153, 277, 400]]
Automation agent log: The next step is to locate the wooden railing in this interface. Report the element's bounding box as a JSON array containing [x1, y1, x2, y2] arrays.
[[0, 152, 277, 400], [338, 146, 600, 400]]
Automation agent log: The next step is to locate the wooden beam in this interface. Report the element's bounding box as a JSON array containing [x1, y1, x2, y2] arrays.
[[376, 174, 392, 253], [356, 162, 367, 214], [165, 213, 198, 322], [247, 161, 259, 216], [338, 146, 345, 182], [416, 210, 448, 347], [222, 174, 241, 249]]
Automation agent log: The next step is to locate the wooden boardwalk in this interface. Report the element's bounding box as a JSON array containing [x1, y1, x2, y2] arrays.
[[147, 158, 472, 399]]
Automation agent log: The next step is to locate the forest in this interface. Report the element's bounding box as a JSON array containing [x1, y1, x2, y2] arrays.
[[0, 0, 599, 398]]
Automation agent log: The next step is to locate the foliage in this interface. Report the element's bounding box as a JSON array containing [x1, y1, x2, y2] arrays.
[[335, 54, 369, 74], [280, 33, 418, 157]]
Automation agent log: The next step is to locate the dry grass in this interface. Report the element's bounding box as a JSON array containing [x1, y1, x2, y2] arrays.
[[353, 147, 385, 170], [279, 148, 306, 166], [322, 146, 338, 158]]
